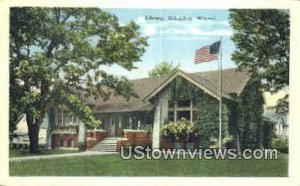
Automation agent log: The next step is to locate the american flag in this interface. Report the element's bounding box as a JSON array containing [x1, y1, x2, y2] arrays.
[[194, 41, 221, 64]]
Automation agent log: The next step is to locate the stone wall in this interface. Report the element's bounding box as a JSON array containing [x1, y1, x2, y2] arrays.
[[86, 138, 98, 149], [85, 130, 109, 149], [116, 139, 128, 152], [116, 130, 152, 152], [123, 130, 152, 145]]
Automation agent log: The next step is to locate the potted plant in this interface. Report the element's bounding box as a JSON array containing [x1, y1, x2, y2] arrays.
[[161, 118, 198, 149], [161, 120, 180, 149], [144, 124, 153, 136]]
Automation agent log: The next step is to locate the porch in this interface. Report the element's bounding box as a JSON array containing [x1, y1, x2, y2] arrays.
[[85, 129, 152, 151], [95, 111, 154, 137]]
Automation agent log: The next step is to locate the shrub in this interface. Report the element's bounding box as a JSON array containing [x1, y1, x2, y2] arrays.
[[209, 135, 234, 148], [272, 138, 288, 153], [144, 125, 153, 135], [121, 142, 133, 155], [77, 142, 86, 151], [39, 144, 46, 149]]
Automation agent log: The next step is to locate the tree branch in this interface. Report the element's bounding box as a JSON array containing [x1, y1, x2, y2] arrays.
[[61, 14, 71, 24], [53, 58, 69, 73], [54, 8, 60, 24]]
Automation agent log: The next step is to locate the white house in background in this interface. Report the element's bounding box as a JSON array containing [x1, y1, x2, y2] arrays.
[[263, 88, 289, 138], [264, 111, 288, 138], [11, 114, 48, 146], [274, 116, 288, 137]]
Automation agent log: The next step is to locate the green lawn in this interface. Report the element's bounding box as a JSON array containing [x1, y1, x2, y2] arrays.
[[10, 153, 288, 177], [9, 148, 79, 158]]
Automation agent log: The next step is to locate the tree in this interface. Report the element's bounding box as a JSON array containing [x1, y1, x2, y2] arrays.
[[10, 7, 148, 153], [148, 61, 179, 77], [229, 9, 289, 114]]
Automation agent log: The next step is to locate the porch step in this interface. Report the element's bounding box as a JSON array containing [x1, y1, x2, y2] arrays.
[[88, 137, 123, 152]]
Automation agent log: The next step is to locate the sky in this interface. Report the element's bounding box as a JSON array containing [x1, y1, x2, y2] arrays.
[[101, 8, 237, 79]]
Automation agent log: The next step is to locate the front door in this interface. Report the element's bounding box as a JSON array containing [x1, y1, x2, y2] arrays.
[[116, 115, 123, 136], [110, 116, 116, 137]]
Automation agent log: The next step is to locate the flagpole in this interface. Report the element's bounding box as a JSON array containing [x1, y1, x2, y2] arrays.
[[218, 36, 223, 149]]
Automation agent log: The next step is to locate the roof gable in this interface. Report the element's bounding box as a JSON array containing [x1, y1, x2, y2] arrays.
[[191, 68, 250, 96], [143, 68, 250, 102], [142, 70, 233, 102]]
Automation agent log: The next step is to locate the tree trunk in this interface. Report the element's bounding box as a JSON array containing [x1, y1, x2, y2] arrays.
[[26, 113, 40, 153], [28, 124, 40, 153], [236, 132, 241, 154]]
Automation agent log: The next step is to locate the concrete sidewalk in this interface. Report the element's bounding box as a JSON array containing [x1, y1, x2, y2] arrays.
[[9, 151, 118, 162]]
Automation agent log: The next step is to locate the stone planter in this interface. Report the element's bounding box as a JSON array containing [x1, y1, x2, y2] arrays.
[[173, 142, 183, 149], [86, 130, 108, 141], [123, 129, 152, 146], [160, 138, 173, 150]]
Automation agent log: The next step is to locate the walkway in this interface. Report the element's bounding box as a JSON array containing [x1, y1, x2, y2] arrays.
[[9, 151, 118, 162]]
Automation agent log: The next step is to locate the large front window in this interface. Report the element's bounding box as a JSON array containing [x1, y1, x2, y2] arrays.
[[168, 99, 196, 122], [57, 112, 79, 125]]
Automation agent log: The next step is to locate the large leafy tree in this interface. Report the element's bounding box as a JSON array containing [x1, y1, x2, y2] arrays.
[[148, 61, 179, 77], [229, 9, 289, 114], [10, 7, 148, 153]]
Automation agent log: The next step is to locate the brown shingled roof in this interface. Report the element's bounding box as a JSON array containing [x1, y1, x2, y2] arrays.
[[72, 68, 250, 113], [191, 68, 250, 96], [92, 76, 168, 113]]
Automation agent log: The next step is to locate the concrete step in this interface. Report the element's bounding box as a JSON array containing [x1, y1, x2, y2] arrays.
[[88, 137, 121, 152], [91, 149, 116, 151], [94, 143, 117, 146], [98, 141, 118, 144], [89, 149, 117, 152], [98, 140, 117, 142], [89, 147, 117, 151], [93, 147, 116, 150], [94, 145, 116, 147], [91, 148, 116, 151], [93, 143, 117, 146], [92, 145, 116, 148]]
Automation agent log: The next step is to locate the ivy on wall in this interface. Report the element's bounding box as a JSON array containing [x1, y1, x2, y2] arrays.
[[168, 76, 230, 148], [167, 74, 266, 149], [195, 95, 229, 148]]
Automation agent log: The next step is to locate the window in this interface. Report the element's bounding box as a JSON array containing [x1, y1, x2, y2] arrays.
[[68, 139, 73, 147], [168, 99, 196, 122], [64, 115, 73, 125], [193, 111, 198, 120], [60, 139, 64, 147], [58, 113, 63, 125], [58, 111, 79, 125], [168, 100, 175, 108], [168, 111, 174, 121], [177, 99, 190, 107], [177, 111, 190, 121]]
